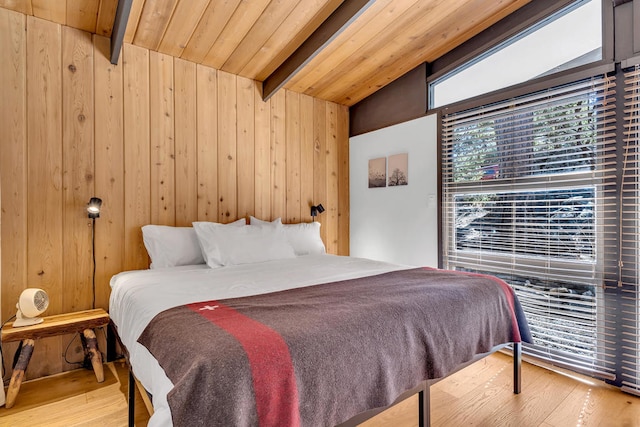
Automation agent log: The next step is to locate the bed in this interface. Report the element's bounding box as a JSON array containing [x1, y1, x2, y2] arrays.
[[110, 218, 531, 426], [109, 250, 531, 427]]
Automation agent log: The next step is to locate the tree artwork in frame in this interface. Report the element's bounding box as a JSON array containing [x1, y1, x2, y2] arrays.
[[388, 153, 408, 186], [369, 157, 386, 188]]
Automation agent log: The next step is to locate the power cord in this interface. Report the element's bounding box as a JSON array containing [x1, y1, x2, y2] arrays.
[[92, 216, 96, 310], [62, 333, 85, 366], [63, 325, 108, 369]]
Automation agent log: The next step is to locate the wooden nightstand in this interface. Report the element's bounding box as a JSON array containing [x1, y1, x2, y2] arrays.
[[1, 308, 109, 409]]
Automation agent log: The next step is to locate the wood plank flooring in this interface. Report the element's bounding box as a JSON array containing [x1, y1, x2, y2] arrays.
[[0, 360, 150, 426], [1, 353, 639, 426]]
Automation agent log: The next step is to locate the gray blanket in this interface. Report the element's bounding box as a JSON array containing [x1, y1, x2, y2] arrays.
[[138, 267, 529, 427]]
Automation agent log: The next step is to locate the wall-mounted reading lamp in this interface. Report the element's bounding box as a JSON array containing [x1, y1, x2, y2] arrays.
[[87, 197, 102, 309], [310, 204, 325, 221], [87, 197, 102, 219]]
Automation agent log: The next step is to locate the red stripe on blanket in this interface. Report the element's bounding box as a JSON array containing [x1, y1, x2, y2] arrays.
[[423, 268, 522, 342], [188, 301, 301, 427]]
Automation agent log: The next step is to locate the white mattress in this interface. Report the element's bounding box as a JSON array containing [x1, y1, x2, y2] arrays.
[[109, 254, 408, 426]]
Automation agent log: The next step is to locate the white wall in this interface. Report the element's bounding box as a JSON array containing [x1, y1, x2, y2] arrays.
[[349, 114, 438, 267]]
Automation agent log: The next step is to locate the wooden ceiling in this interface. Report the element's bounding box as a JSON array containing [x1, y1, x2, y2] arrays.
[[0, 0, 532, 106]]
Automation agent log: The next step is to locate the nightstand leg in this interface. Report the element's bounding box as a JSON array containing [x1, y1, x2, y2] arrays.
[[82, 329, 104, 382], [6, 338, 35, 409]]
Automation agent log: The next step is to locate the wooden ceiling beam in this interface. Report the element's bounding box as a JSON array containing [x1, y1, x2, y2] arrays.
[[110, 0, 134, 64], [261, 0, 375, 101]]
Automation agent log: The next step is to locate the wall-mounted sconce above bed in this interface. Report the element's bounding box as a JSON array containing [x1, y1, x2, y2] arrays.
[[310, 204, 325, 221]]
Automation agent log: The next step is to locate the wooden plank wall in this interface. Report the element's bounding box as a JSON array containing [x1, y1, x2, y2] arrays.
[[0, 10, 350, 380]]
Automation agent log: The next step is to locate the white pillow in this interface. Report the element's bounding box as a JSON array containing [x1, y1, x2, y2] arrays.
[[142, 226, 203, 269], [249, 216, 282, 227], [250, 216, 325, 256], [283, 222, 326, 255], [193, 222, 295, 267], [142, 219, 245, 269]]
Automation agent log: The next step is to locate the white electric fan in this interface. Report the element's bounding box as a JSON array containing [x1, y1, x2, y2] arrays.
[[13, 288, 49, 327]]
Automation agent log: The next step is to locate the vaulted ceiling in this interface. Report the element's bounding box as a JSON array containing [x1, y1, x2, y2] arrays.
[[0, 0, 532, 106]]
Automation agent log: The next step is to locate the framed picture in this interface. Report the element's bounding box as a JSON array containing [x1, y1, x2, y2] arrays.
[[368, 157, 386, 188], [388, 153, 408, 186]]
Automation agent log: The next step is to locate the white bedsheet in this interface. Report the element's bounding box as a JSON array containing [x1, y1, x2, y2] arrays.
[[109, 254, 409, 426]]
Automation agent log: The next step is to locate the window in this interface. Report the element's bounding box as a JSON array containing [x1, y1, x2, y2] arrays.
[[430, 0, 602, 108], [441, 76, 618, 378], [621, 64, 640, 396]]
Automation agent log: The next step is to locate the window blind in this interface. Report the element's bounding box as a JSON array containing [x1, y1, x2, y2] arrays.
[[621, 64, 640, 396], [442, 75, 618, 379]]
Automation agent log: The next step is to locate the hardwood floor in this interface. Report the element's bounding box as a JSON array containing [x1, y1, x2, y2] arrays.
[[0, 353, 638, 426], [434, 352, 640, 427], [0, 360, 150, 426]]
